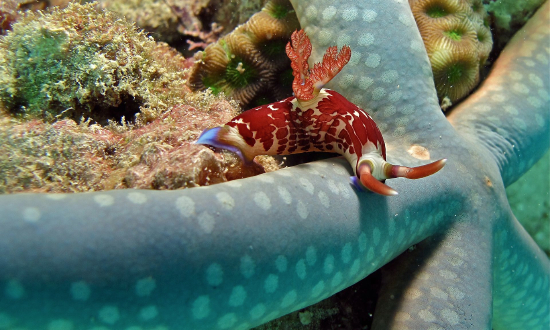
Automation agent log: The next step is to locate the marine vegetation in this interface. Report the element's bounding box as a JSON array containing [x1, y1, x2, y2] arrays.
[[0, 2, 189, 124]]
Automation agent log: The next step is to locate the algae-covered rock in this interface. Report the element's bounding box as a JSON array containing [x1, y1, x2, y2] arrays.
[[0, 95, 275, 194], [99, 0, 266, 47], [0, 2, 189, 124], [483, 0, 546, 50]]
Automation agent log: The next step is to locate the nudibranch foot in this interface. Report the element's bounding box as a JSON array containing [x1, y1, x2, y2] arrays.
[[196, 127, 253, 165]]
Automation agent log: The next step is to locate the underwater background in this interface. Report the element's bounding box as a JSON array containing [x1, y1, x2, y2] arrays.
[[0, 0, 548, 329]]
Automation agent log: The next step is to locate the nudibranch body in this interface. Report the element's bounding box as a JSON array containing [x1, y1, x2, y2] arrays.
[[197, 30, 446, 195]]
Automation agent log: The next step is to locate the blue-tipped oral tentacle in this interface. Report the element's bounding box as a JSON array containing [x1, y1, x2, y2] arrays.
[[196, 127, 250, 165]]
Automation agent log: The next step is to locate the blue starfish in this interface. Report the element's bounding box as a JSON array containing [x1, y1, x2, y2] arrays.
[[0, 1, 548, 330]]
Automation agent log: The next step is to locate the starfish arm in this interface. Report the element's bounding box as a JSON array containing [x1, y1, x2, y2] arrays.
[[373, 221, 494, 330], [0, 158, 456, 329], [493, 213, 550, 330], [448, 2, 550, 187]]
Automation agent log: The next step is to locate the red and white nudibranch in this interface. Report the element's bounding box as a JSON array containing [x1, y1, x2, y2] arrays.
[[197, 30, 446, 196]]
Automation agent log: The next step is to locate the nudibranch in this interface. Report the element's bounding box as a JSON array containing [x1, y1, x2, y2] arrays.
[[197, 30, 446, 195]]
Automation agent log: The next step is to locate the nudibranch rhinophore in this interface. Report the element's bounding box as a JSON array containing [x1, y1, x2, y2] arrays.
[[197, 29, 446, 196]]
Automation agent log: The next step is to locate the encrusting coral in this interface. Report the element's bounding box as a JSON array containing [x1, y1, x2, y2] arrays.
[[0, 2, 189, 125], [409, 0, 493, 107], [484, 0, 547, 50], [188, 0, 299, 109]]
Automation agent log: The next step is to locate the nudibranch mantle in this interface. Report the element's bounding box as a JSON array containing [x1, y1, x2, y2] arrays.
[[197, 30, 446, 195]]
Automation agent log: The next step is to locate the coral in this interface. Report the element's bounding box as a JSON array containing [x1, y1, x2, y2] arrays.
[[0, 2, 189, 124], [184, 22, 224, 50], [188, 0, 299, 108], [409, 0, 493, 106], [0, 1, 548, 330], [0, 93, 272, 193]]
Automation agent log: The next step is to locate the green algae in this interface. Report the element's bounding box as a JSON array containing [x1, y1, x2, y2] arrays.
[[0, 2, 188, 125]]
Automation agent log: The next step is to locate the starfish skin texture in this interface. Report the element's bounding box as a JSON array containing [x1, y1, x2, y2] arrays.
[[0, 1, 548, 330]]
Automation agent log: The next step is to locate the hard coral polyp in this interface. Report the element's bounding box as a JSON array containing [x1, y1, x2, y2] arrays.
[[188, 0, 299, 108], [198, 30, 446, 195], [409, 0, 493, 106]]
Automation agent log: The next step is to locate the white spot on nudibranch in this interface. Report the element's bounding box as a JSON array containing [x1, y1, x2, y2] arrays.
[[358, 232, 367, 252], [358, 77, 374, 90]]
